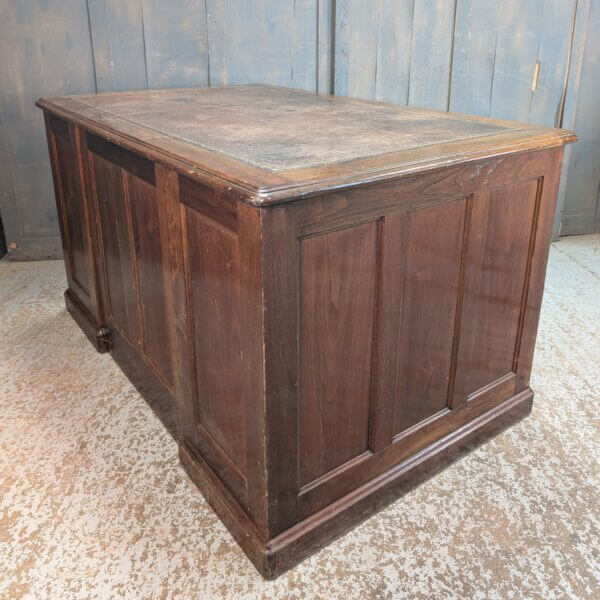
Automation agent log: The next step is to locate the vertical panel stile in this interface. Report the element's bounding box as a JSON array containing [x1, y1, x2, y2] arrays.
[[368, 212, 406, 453], [446, 194, 474, 409], [262, 205, 301, 537]]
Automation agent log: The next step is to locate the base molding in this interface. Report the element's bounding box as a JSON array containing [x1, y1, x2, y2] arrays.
[[180, 388, 533, 579], [64, 289, 106, 353], [64, 290, 177, 438]]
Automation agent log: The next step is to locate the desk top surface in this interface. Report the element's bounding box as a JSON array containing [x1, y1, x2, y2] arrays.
[[38, 85, 575, 204]]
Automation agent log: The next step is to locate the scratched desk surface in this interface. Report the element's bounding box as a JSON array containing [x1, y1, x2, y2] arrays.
[[39, 85, 575, 200]]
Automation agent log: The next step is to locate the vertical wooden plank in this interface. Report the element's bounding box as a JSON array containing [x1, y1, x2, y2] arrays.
[[489, 0, 544, 121], [207, 0, 317, 90], [334, 0, 380, 99], [528, 0, 576, 126], [394, 199, 466, 434], [375, 0, 414, 104], [408, 0, 457, 110], [291, 0, 319, 91], [0, 0, 95, 259], [516, 149, 562, 389], [299, 222, 378, 485], [449, 0, 502, 116], [559, 0, 600, 235], [262, 205, 300, 536], [87, 0, 148, 92], [368, 213, 406, 453], [317, 0, 335, 93], [141, 0, 209, 88], [237, 202, 268, 534], [454, 179, 539, 403], [553, 0, 591, 238]]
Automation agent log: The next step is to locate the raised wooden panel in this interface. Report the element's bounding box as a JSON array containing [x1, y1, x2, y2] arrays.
[[299, 221, 379, 487], [53, 125, 92, 301], [183, 206, 246, 482], [92, 153, 140, 345], [454, 179, 540, 402], [394, 198, 468, 435], [129, 175, 172, 386]]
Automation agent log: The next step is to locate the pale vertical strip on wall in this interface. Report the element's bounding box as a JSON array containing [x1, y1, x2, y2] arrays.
[[87, 0, 148, 92], [408, 0, 457, 110], [553, 0, 592, 238], [0, 0, 96, 259], [489, 0, 544, 121], [334, 0, 381, 99], [317, 0, 335, 93], [449, 0, 502, 116], [528, 0, 576, 126], [141, 0, 209, 89], [375, 0, 415, 104], [560, 0, 600, 235], [206, 0, 317, 89]]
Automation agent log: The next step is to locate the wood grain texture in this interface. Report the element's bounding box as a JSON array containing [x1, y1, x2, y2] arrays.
[[375, 0, 414, 104], [92, 153, 140, 345], [141, 0, 209, 89], [334, 0, 380, 100], [552, 0, 591, 238], [129, 174, 173, 385], [184, 206, 245, 477], [529, 0, 576, 126], [454, 178, 539, 403], [299, 222, 378, 486], [37, 86, 575, 206], [0, 0, 95, 258], [3, 1, 597, 259], [408, 0, 456, 110], [41, 90, 569, 576], [206, 0, 317, 90], [87, 0, 148, 92], [489, 0, 544, 121], [394, 199, 467, 434], [559, 0, 600, 235], [449, 0, 502, 116]]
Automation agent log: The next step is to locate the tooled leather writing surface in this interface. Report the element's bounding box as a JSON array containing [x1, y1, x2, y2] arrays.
[[58, 85, 513, 172], [38, 85, 576, 204]]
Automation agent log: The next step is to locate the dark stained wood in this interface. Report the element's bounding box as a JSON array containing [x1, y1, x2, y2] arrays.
[[179, 175, 238, 233], [36, 85, 576, 205], [91, 153, 141, 346], [453, 178, 540, 403], [184, 205, 245, 477], [38, 85, 575, 579], [87, 133, 155, 185], [394, 198, 468, 434], [299, 221, 378, 486], [260, 205, 301, 536], [129, 174, 173, 386]]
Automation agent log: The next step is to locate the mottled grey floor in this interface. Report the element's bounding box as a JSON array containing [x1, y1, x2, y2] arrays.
[[1, 235, 599, 600]]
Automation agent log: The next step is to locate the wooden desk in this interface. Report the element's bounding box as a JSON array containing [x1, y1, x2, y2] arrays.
[[37, 85, 575, 578]]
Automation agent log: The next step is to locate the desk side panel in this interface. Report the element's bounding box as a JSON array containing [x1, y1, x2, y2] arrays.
[[262, 148, 563, 533], [43, 113, 103, 346]]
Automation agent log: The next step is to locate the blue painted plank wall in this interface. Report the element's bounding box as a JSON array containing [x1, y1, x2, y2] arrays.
[[0, 0, 96, 259], [0, 0, 598, 258]]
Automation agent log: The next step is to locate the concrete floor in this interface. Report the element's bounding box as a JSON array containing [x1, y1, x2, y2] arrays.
[[1, 235, 599, 599]]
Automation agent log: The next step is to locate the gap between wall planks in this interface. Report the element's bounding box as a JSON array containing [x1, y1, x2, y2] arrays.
[[0, 0, 598, 259]]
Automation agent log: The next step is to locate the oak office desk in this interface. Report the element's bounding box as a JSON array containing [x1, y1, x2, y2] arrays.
[[37, 85, 575, 578]]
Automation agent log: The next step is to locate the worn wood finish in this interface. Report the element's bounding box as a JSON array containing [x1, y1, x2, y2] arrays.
[[39, 85, 574, 578]]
